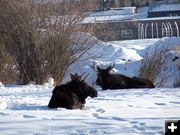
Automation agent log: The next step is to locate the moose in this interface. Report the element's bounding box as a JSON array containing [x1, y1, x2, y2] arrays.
[[48, 73, 98, 109], [94, 63, 155, 90]]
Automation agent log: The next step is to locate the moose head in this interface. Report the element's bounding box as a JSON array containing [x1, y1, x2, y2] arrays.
[[69, 73, 98, 102], [48, 73, 97, 109], [95, 63, 115, 87]]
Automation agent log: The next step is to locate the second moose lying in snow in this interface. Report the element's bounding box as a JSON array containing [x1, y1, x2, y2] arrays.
[[48, 73, 97, 109], [94, 63, 155, 90]]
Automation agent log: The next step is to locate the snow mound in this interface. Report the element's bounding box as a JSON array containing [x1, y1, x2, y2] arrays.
[[142, 37, 180, 87], [67, 37, 180, 87], [0, 82, 4, 87]]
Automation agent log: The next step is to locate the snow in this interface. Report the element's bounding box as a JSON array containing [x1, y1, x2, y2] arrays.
[[91, 7, 136, 17], [0, 85, 180, 135], [83, 12, 180, 24], [82, 14, 136, 23], [0, 82, 4, 88], [69, 37, 180, 87], [83, 7, 138, 23], [1, 37, 180, 134]]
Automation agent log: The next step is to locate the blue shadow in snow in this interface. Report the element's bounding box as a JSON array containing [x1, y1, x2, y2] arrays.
[[8, 103, 49, 110]]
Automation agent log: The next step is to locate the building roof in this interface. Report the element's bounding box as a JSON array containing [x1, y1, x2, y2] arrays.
[[91, 7, 136, 17], [83, 7, 137, 23], [149, 4, 180, 12], [82, 15, 180, 24]]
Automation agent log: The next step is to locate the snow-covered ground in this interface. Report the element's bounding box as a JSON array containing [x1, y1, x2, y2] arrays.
[[0, 85, 180, 135], [0, 37, 180, 135]]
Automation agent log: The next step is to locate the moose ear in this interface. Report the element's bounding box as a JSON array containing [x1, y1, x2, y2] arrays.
[[70, 73, 75, 80], [106, 63, 115, 71], [70, 73, 82, 81], [96, 65, 101, 72], [90, 62, 98, 72], [70, 73, 78, 80], [70, 73, 73, 77]]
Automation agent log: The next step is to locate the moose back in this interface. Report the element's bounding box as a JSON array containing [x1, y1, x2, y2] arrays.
[[94, 64, 155, 90]]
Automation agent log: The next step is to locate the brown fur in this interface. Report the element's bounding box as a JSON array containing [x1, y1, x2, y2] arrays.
[[96, 65, 155, 90], [48, 73, 97, 109]]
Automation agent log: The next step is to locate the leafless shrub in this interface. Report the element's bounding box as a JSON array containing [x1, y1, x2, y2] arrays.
[[174, 74, 180, 87], [0, 42, 17, 84], [0, 0, 96, 85], [138, 46, 170, 87], [82, 23, 117, 41]]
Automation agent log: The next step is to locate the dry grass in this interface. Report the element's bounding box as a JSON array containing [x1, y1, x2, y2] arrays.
[[0, 43, 17, 84], [138, 45, 169, 87]]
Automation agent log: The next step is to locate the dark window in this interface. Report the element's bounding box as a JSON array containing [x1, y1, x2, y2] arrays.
[[121, 30, 133, 38]]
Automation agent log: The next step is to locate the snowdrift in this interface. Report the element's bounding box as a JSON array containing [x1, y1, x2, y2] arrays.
[[67, 37, 180, 88]]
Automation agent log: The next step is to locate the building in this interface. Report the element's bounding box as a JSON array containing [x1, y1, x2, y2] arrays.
[[85, 0, 156, 11], [148, 0, 180, 17], [83, 18, 180, 41], [82, 0, 180, 41]]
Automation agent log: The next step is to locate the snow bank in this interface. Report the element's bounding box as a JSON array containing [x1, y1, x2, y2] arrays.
[[143, 37, 180, 87], [64, 40, 143, 86], [0, 82, 4, 88], [67, 37, 180, 87]]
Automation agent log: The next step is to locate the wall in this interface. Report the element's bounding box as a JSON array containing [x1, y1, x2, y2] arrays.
[[82, 18, 180, 41]]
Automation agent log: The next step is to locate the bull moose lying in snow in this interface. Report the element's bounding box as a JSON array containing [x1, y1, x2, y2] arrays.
[[94, 63, 155, 90], [48, 73, 97, 109]]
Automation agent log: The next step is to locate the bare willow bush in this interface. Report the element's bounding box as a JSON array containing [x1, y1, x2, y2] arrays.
[[0, 43, 16, 84], [0, 0, 96, 85], [138, 46, 170, 87]]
